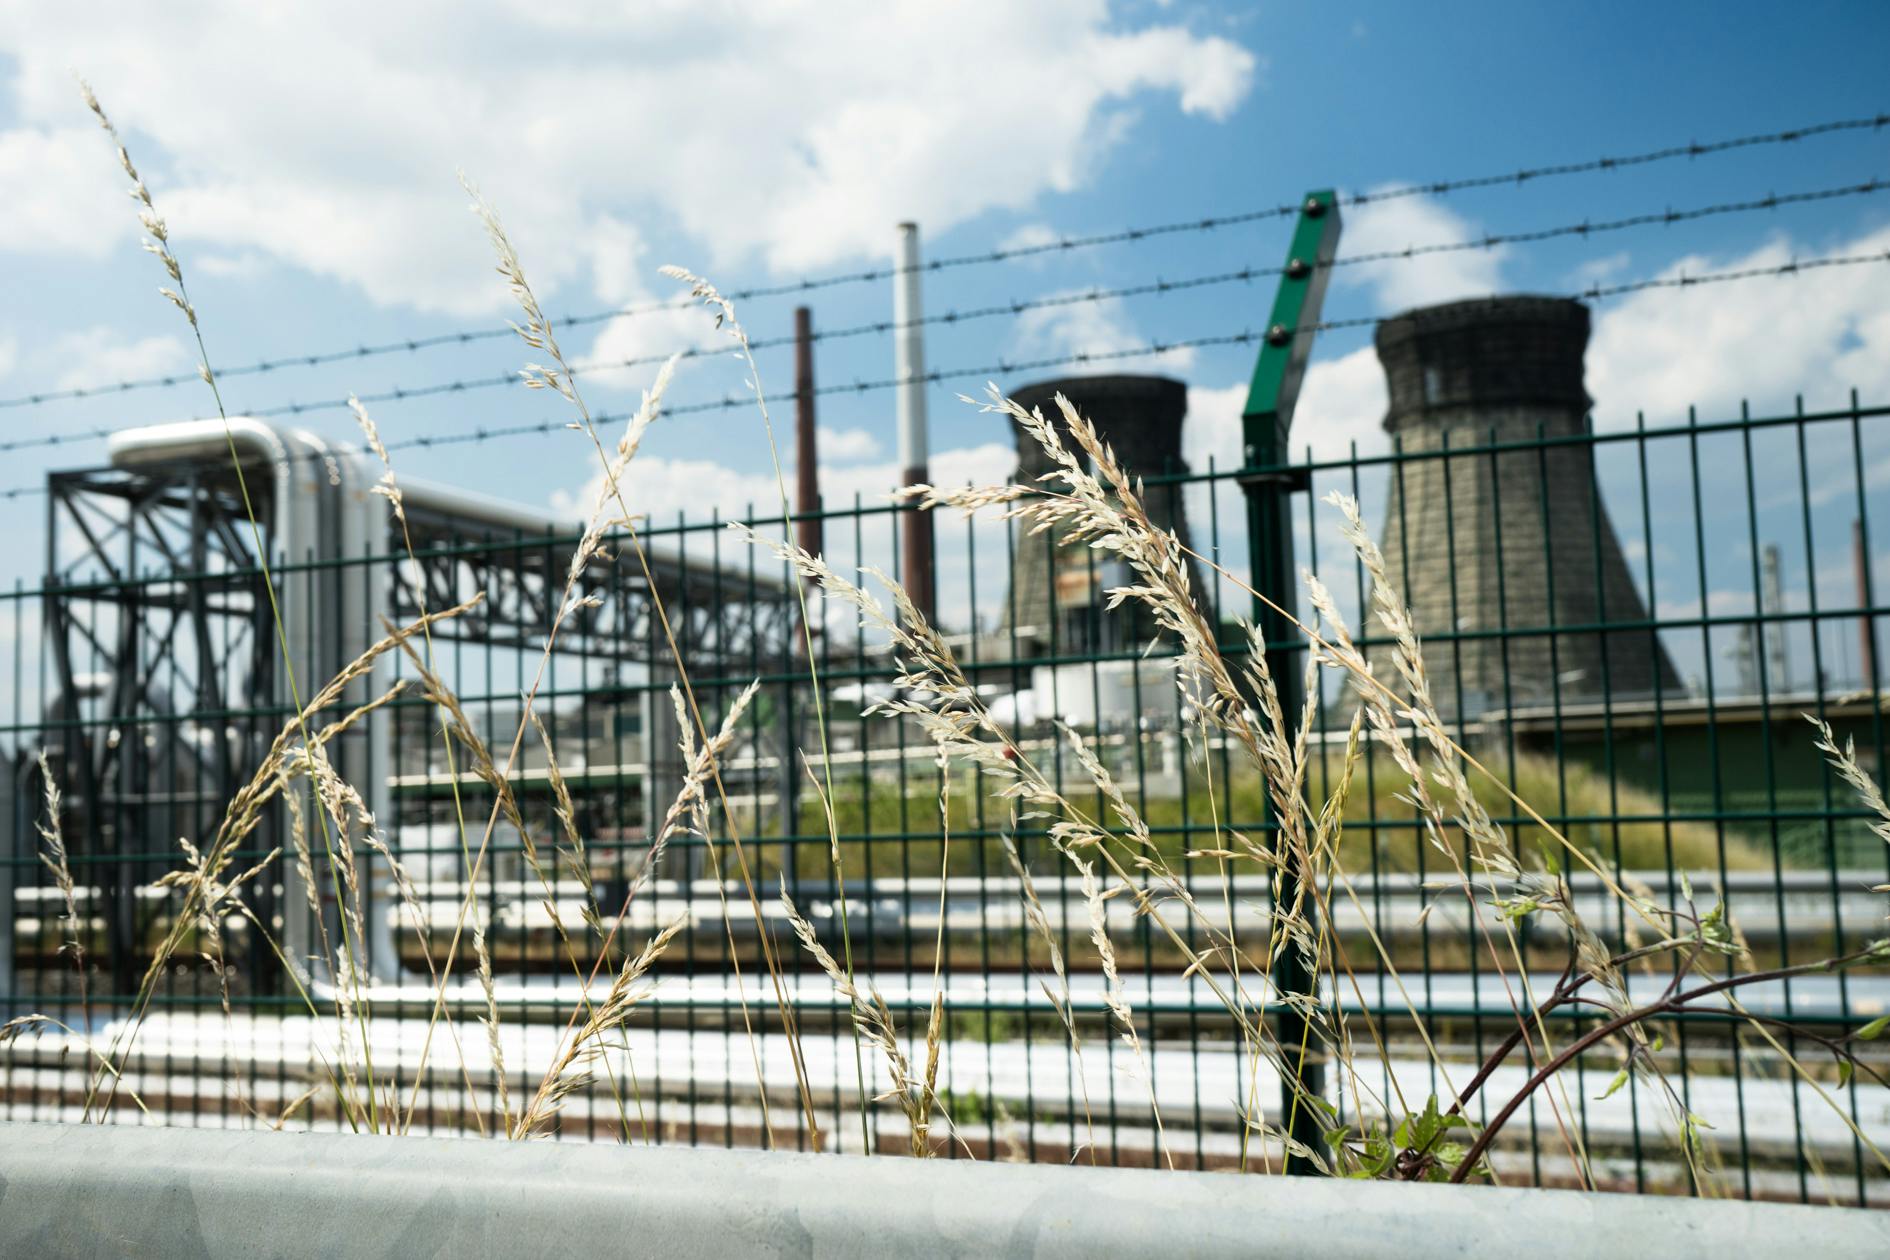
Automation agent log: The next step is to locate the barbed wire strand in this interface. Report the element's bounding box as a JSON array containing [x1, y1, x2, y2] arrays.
[[0, 246, 1882, 502], [5, 176, 1884, 435], [3, 113, 1884, 411]]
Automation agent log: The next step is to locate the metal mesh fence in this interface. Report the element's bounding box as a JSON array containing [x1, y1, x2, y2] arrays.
[[1, 395, 1886, 1204]]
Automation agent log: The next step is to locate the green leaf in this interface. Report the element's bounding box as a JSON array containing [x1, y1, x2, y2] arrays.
[[1858, 1014, 1890, 1042], [1430, 1141, 1467, 1182], [1597, 1066, 1631, 1100], [1350, 1135, 1395, 1179], [1495, 895, 1541, 923], [1838, 1060, 1855, 1088]]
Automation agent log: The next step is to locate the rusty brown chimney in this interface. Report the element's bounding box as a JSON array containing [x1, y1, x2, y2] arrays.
[[794, 306, 821, 559]]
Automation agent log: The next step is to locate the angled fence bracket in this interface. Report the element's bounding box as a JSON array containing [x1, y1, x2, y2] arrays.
[[1239, 188, 1342, 1174]]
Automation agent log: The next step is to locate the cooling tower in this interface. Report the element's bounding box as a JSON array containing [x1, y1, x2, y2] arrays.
[[1369, 296, 1681, 717], [1000, 375, 1202, 651]]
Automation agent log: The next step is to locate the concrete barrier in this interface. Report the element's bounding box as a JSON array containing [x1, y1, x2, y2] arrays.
[[0, 1122, 1885, 1258]]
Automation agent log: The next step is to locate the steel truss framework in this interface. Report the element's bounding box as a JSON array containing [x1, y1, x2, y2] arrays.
[[37, 456, 795, 990]]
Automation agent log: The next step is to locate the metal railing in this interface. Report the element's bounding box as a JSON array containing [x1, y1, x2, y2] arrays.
[[4, 1122, 1886, 1258]]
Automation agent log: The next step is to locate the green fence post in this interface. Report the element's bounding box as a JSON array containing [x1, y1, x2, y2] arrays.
[[1239, 189, 1341, 1175]]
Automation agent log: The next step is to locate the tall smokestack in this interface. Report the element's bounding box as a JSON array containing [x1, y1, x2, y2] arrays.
[[794, 306, 821, 560], [894, 222, 934, 619]]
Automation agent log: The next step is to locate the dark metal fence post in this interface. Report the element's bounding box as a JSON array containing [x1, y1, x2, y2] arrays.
[[1238, 189, 1341, 1174]]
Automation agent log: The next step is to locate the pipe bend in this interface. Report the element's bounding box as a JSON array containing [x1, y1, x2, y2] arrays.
[[106, 416, 292, 472]]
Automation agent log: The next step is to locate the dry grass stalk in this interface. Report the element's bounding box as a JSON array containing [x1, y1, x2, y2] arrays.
[[1808, 715, 1890, 861], [33, 750, 89, 1026], [662, 265, 875, 1155], [1069, 848, 1169, 1168], [421, 185, 819, 1147], [910, 386, 1323, 994], [1, 1015, 150, 1116], [629, 682, 760, 911], [512, 914, 687, 1139], [390, 638, 642, 1131], [81, 79, 392, 1123], [475, 923, 511, 1133], [741, 519, 1278, 991], [801, 383, 1770, 1178], [999, 830, 1097, 1160], [779, 884, 936, 1156], [1315, 491, 1620, 1182], [734, 520, 1329, 1164], [530, 710, 601, 938]]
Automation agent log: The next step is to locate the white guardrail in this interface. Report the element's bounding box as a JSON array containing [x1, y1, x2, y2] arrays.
[[0, 1122, 1886, 1258]]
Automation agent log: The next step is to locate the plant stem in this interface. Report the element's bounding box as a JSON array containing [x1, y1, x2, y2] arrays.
[[1449, 948, 1876, 1182]]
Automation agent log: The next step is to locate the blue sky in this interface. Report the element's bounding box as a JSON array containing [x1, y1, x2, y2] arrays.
[[0, 0, 1886, 672]]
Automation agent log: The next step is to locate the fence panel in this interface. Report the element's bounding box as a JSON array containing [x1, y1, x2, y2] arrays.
[[2, 397, 1886, 1204]]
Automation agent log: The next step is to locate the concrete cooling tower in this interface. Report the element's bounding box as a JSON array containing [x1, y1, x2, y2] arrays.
[[999, 375, 1203, 652], [1368, 296, 1681, 717]]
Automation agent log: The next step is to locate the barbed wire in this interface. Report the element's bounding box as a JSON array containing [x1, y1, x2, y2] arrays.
[[3, 112, 1884, 412], [4, 176, 1882, 440], [0, 246, 1882, 500]]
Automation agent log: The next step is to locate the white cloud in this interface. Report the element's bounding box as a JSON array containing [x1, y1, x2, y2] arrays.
[[580, 309, 726, 396], [999, 223, 1061, 257], [1337, 191, 1507, 315], [1011, 292, 1197, 373], [552, 430, 1013, 536], [1290, 346, 1390, 462], [1180, 347, 1388, 473], [194, 251, 274, 280], [49, 327, 190, 391], [0, 3, 1256, 314], [817, 426, 881, 462], [1086, 25, 1255, 118], [1179, 381, 1246, 475], [0, 126, 128, 258], [1586, 222, 1890, 426], [0, 335, 16, 380], [1566, 250, 1630, 288]]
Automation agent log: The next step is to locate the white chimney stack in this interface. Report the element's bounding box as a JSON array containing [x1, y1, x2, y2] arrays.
[[894, 222, 929, 481], [893, 221, 934, 617]]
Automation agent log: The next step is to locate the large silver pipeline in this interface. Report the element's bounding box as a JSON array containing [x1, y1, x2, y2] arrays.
[[108, 419, 396, 977]]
